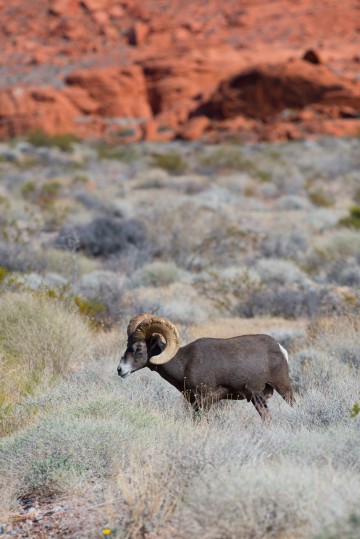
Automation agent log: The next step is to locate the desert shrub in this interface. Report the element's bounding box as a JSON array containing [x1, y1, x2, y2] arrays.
[[313, 230, 360, 261], [255, 258, 310, 286], [198, 146, 252, 172], [22, 179, 63, 208], [326, 258, 360, 286], [26, 130, 79, 152], [0, 291, 93, 375], [0, 266, 8, 284], [238, 285, 328, 319], [352, 402, 359, 418], [147, 200, 261, 270], [123, 282, 212, 325], [288, 359, 358, 426], [39, 247, 99, 280], [315, 513, 360, 539], [56, 216, 149, 258], [0, 241, 41, 273], [73, 295, 105, 326], [77, 270, 127, 325], [38, 180, 62, 207], [306, 313, 360, 367], [131, 261, 182, 288], [72, 174, 89, 185], [339, 205, 360, 229], [180, 463, 360, 539], [96, 144, 139, 162], [24, 454, 86, 496], [289, 313, 360, 404], [260, 229, 308, 260], [151, 152, 188, 175], [0, 417, 114, 501], [21, 180, 36, 200], [308, 186, 335, 207], [194, 266, 262, 315], [0, 291, 94, 436], [354, 187, 360, 204], [275, 194, 311, 210]]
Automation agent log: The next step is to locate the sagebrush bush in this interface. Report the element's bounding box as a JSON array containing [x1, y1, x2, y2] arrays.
[[307, 313, 360, 367], [238, 285, 328, 319], [326, 258, 360, 286], [77, 270, 128, 325], [56, 216, 149, 258], [314, 230, 360, 260], [0, 291, 93, 375], [131, 261, 183, 288], [260, 229, 308, 261], [255, 258, 310, 286], [180, 463, 360, 539], [0, 241, 40, 273], [0, 291, 95, 436]]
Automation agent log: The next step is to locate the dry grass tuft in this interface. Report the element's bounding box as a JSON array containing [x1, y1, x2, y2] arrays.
[[0, 291, 95, 436]]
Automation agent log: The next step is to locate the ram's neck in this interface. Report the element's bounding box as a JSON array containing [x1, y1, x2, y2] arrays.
[[148, 351, 186, 393]]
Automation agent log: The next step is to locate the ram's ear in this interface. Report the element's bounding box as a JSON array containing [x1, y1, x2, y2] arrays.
[[148, 333, 166, 356]]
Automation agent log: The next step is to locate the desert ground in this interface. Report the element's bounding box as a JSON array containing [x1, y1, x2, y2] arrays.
[[0, 134, 359, 538]]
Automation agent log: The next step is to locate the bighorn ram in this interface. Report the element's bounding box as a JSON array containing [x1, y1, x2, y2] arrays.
[[117, 314, 294, 421]]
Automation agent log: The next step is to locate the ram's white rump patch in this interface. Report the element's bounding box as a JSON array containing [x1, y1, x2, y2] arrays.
[[278, 343, 289, 363]]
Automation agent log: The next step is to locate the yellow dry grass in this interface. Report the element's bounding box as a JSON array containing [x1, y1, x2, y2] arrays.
[[189, 316, 308, 341]]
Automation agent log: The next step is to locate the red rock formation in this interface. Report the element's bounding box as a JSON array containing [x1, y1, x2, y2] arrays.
[[0, 0, 359, 142], [0, 87, 79, 138], [65, 66, 152, 119], [193, 60, 360, 121]]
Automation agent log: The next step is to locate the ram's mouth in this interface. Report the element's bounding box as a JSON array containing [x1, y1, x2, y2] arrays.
[[119, 370, 132, 379]]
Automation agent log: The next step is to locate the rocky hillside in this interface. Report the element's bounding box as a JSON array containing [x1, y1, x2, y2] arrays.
[[1, 0, 360, 142]]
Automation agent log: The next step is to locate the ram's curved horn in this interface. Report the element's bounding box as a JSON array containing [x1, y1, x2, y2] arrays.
[[133, 316, 180, 365], [127, 313, 153, 337]]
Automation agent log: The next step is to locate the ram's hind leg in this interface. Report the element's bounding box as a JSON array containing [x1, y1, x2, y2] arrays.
[[251, 392, 271, 423]]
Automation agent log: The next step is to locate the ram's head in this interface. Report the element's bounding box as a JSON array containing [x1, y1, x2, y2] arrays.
[[117, 313, 180, 378]]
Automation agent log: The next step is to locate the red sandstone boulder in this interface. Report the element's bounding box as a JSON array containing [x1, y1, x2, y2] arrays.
[[62, 87, 99, 115], [193, 59, 360, 121], [65, 66, 152, 119], [0, 87, 79, 138], [178, 116, 210, 141]]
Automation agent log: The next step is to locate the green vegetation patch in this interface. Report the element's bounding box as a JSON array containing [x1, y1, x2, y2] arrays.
[[308, 187, 335, 207], [26, 130, 79, 152], [25, 454, 85, 496], [151, 152, 188, 175], [96, 144, 139, 162], [339, 205, 360, 229], [0, 266, 8, 284], [21, 179, 63, 207]]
